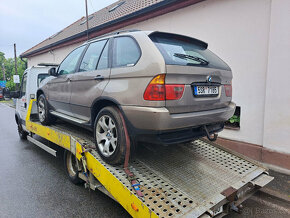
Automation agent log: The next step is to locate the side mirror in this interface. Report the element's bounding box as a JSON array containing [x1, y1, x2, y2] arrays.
[[10, 90, 20, 98], [48, 67, 57, 76]]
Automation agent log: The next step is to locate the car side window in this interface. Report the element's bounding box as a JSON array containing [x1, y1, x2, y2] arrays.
[[112, 37, 141, 68], [58, 46, 85, 75], [20, 74, 27, 97], [79, 40, 107, 72], [97, 40, 109, 70]]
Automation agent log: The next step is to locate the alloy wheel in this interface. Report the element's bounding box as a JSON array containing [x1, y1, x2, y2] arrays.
[[96, 115, 118, 157]]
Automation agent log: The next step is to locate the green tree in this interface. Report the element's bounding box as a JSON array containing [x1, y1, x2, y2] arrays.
[[0, 51, 27, 90]]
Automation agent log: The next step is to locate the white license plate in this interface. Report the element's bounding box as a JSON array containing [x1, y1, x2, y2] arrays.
[[194, 86, 219, 96]]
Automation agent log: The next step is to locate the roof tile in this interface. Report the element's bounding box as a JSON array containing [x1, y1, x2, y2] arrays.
[[21, 0, 165, 57]]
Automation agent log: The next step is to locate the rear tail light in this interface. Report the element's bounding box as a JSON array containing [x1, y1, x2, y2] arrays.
[[144, 74, 185, 101], [165, 85, 185, 100], [224, 84, 232, 97], [144, 74, 166, 101]]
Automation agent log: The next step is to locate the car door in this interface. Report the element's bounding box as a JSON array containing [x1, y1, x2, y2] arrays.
[[47, 45, 86, 116], [70, 39, 111, 122]]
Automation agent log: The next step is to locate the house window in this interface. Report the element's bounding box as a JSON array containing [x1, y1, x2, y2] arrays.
[[80, 15, 94, 25], [109, 1, 125, 12]]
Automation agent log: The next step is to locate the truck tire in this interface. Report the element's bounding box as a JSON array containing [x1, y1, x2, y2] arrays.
[[37, 94, 55, 125], [64, 150, 84, 185], [17, 122, 28, 140], [94, 106, 127, 165]]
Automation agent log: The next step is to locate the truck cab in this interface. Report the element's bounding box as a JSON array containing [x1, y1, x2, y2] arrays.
[[14, 65, 54, 139]]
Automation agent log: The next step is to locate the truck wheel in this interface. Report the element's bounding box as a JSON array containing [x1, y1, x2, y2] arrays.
[[94, 106, 127, 165], [17, 122, 28, 140], [37, 94, 55, 125], [64, 150, 84, 185]]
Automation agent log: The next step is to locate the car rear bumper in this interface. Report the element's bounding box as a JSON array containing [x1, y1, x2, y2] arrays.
[[137, 122, 225, 145], [121, 102, 236, 131]]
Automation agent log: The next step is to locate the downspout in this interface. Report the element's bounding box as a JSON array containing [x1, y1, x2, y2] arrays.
[[20, 57, 27, 69]]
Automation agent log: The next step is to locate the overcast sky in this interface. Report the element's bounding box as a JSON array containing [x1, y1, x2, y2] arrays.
[[0, 0, 117, 58]]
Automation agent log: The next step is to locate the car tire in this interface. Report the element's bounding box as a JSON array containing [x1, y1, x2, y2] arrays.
[[17, 122, 28, 140], [94, 106, 127, 165], [37, 94, 55, 125], [64, 150, 84, 185]]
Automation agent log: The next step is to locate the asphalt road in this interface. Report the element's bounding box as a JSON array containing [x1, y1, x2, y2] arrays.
[[0, 103, 289, 218], [0, 103, 130, 218]]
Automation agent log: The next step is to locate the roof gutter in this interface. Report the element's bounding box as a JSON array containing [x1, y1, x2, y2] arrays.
[[21, 0, 205, 58]]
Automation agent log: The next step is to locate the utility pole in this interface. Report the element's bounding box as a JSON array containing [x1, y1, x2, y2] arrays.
[[14, 43, 18, 75], [2, 63, 5, 81], [14, 43, 18, 89], [85, 0, 89, 41]]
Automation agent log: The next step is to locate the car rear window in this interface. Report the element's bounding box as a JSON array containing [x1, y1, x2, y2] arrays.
[[149, 32, 230, 71], [37, 74, 50, 87]]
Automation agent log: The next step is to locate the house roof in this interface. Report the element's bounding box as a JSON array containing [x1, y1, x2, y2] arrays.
[[21, 0, 204, 58]]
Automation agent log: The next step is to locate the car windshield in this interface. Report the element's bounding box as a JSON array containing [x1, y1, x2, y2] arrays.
[[150, 32, 230, 70]]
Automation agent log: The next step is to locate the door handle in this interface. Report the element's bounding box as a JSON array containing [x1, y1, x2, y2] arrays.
[[94, 75, 104, 80]]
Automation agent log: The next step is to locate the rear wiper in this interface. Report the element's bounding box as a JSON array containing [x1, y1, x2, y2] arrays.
[[173, 53, 209, 65]]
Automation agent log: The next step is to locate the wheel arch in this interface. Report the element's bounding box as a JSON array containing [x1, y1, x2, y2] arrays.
[[90, 97, 122, 127], [36, 89, 45, 100]]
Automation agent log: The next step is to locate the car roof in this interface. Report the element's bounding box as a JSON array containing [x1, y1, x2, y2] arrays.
[[81, 30, 207, 48]]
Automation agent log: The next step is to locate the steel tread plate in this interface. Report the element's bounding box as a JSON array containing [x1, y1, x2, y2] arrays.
[[46, 122, 267, 217]]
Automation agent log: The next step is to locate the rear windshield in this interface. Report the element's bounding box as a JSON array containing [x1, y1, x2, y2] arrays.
[[150, 33, 230, 71], [37, 74, 50, 87]]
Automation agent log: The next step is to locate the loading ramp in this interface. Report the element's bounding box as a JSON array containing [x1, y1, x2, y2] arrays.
[[25, 100, 273, 217]]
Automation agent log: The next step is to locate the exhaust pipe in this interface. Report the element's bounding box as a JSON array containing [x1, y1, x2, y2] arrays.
[[203, 125, 218, 141]]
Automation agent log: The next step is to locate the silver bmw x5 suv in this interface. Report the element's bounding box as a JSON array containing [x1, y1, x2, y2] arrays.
[[37, 30, 235, 165]]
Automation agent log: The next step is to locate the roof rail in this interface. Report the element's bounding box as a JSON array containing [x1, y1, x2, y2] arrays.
[[37, 63, 59, 67], [88, 29, 140, 42]]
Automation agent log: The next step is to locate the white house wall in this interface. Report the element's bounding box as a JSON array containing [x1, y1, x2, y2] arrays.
[[125, 0, 271, 147], [27, 42, 82, 67], [26, 0, 290, 155], [263, 0, 290, 154]]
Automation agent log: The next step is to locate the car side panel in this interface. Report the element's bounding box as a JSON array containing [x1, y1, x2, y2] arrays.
[[47, 74, 74, 116], [102, 32, 166, 107], [69, 68, 110, 121]]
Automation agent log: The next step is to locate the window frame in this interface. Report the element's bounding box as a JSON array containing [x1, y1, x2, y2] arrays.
[[111, 35, 142, 69], [77, 39, 109, 72], [96, 39, 112, 70], [56, 45, 87, 76], [20, 73, 27, 98]]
